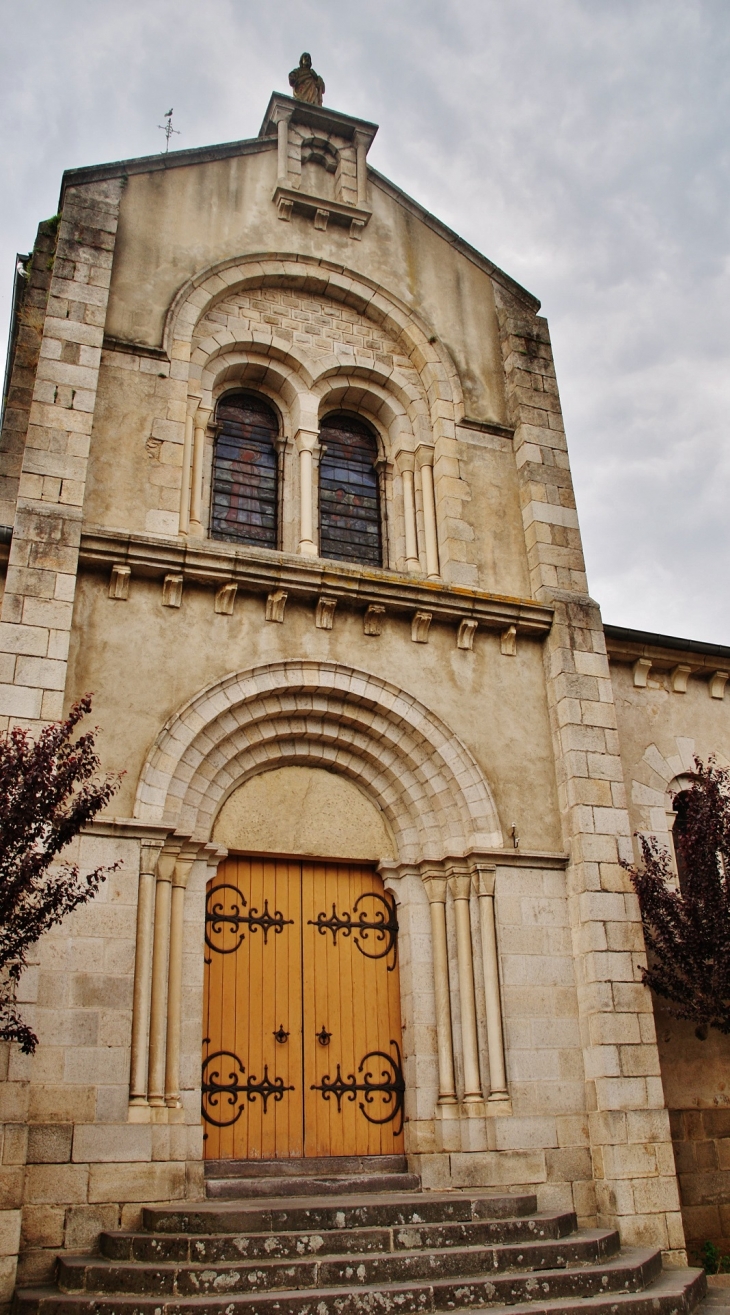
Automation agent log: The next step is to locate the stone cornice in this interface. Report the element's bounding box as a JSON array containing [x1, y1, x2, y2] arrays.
[[379, 848, 569, 880], [605, 623, 730, 675], [78, 527, 554, 638], [259, 93, 378, 148]]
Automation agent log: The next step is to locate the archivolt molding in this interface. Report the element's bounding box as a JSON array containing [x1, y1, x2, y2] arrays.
[[165, 254, 464, 435], [134, 660, 502, 862], [630, 735, 730, 849], [194, 341, 426, 460]]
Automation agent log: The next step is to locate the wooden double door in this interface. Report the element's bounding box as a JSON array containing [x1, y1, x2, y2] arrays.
[[202, 858, 405, 1159]]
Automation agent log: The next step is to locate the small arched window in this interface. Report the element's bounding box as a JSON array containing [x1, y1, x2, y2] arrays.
[[210, 392, 279, 549], [672, 790, 691, 894], [319, 414, 382, 567]]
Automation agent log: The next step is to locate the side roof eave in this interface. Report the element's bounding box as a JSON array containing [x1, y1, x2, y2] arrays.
[[58, 135, 540, 314]]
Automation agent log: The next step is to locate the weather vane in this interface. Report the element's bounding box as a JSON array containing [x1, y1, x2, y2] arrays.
[[158, 109, 180, 153]]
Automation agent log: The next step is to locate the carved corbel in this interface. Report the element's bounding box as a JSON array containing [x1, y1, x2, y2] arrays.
[[412, 611, 432, 643], [457, 619, 478, 650], [364, 604, 386, 637], [215, 582, 237, 615], [315, 595, 337, 630], [266, 590, 288, 624], [162, 575, 183, 608], [501, 625, 517, 656], [633, 658, 652, 687], [109, 564, 131, 600]]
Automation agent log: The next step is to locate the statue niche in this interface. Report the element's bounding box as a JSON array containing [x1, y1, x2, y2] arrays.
[[289, 52, 325, 106], [300, 136, 338, 201]]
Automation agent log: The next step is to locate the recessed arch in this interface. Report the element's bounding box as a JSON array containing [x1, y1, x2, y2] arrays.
[[134, 661, 502, 863], [165, 254, 465, 434]]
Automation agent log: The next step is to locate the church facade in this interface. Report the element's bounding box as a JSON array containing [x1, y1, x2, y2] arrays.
[[0, 82, 729, 1297]]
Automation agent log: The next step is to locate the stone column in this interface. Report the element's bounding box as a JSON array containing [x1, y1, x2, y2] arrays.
[[189, 406, 211, 537], [165, 857, 193, 1108], [353, 130, 369, 208], [397, 452, 420, 572], [417, 446, 440, 579], [296, 427, 319, 556], [422, 876, 457, 1105], [129, 841, 165, 1106], [178, 397, 199, 535], [472, 864, 509, 1103], [147, 851, 176, 1107], [448, 873, 483, 1102]]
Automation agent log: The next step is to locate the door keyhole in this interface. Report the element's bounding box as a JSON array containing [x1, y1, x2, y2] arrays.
[[317, 1025, 332, 1046]]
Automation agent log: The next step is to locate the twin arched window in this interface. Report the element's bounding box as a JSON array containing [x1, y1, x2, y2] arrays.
[[210, 392, 382, 566]]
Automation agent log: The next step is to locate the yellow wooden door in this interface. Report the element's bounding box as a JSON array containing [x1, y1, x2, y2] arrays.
[[202, 858, 303, 1160], [202, 857, 404, 1159], [303, 862, 405, 1157]]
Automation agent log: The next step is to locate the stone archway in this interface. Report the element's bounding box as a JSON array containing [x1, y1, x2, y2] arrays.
[[128, 661, 509, 1148], [134, 659, 503, 860]]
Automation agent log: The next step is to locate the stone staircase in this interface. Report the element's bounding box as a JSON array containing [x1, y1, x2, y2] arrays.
[[13, 1159, 707, 1315]]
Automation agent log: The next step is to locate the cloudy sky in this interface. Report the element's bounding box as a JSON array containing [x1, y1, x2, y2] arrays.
[[1, 0, 728, 642]]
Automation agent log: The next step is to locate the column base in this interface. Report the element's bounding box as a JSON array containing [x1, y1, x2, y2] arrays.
[[127, 1102, 186, 1124]]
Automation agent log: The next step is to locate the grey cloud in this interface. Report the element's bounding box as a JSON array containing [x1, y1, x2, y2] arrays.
[[1, 0, 728, 639]]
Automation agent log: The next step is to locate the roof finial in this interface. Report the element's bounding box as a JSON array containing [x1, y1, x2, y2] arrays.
[[288, 53, 325, 106]]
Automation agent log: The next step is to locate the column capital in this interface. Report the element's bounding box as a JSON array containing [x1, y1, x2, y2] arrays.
[[422, 874, 448, 904], [394, 448, 416, 473], [448, 873, 472, 901], [186, 392, 202, 418], [471, 863, 497, 898], [172, 858, 194, 889], [271, 104, 294, 125], [415, 443, 435, 469], [156, 850, 178, 883], [140, 841, 165, 877], [295, 426, 319, 454]]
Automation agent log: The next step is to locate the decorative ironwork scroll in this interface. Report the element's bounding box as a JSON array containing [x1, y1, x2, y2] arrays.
[[308, 890, 398, 969], [205, 884, 293, 958], [310, 1040, 405, 1135], [201, 1050, 294, 1126]]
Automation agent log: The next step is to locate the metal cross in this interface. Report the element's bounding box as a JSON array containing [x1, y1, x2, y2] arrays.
[[158, 109, 180, 153]]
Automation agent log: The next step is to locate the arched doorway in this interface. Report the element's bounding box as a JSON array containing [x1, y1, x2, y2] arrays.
[[202, 856, 404, 1160]]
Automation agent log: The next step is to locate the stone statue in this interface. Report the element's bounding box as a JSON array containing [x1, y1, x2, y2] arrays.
[[288, 52, 325, 106]]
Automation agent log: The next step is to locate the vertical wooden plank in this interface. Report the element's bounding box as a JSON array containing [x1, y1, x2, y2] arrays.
[[202, 857, 304, 1161], [302, 862, 318, 1157], [300, 861, 404, 1158]]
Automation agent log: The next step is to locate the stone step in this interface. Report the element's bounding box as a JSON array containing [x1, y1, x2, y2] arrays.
[[479, 1266, 707, 1313], [205, 1171, 422, 1198], [57, 1228, 621, 1295], [203, 1155, 409, 1179], [143, 1189, 539, 1234], [100, 1209, 577, 1262], [12, 1248, 673, 1315]]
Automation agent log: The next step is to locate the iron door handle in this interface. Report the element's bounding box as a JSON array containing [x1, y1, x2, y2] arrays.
[[317, 1025, 332, 1046]]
